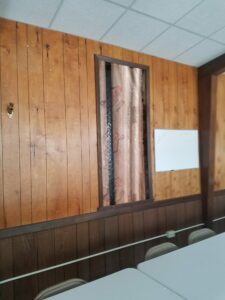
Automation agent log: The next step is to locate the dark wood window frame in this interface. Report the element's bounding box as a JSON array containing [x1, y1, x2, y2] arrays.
[[95, 55, 153, 209]]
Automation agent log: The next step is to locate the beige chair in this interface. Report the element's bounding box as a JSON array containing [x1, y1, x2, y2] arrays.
[[145, 242, 178, 261], [188, 228, 216, 245], [34, 278, 86, 300]]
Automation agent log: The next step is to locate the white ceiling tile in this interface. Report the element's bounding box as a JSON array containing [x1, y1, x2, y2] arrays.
[[211, 27, 225, 45], [102, 11, 168, 51], [143, 27, 203, 60], [0, 0, 61, 27], [107, 0, 134, 7], [132, 0, 202, 24], [175, 39, 225, 67], [177, 0, 225, 37], [51, 0, 124, 40]]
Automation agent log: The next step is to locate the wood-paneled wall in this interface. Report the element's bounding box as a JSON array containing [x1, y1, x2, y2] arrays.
[[0, 195, 203, 300], [0, 18, 200, 228], [214, 74, 225, 190]]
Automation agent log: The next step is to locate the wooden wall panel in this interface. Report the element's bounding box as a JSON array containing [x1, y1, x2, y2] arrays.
[[0, 196, 203, 300], [214, 74, 225, 190], [76, 222, 90, 281], [104, 215, 120, 274], [43, 30, 68, 220], [132, 211, 145, 265], [0, 238, 14, 300], [17, 23, 32, 225], [0, 21, 4, 228], [36, 230, 55, 292], [86, 40, 101, 213], [12, 234, 38, 300], [152, 58, 200, 201], [89, 219, 105, 280], [63, 34, 82, 216], [27, 25, 47, 223], [0, 20, 21, 227], [0, 18, 200, 228]]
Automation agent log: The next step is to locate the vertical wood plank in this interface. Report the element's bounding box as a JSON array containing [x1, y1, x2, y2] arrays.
[[13, 234, 38, 300], [89, 219, 105, 280], [86, 40, 101, 213], [175, 202, 187, 247], [43, 29, 68, 220], [63, 34, 82, 216], [0, 238, 14, 300], [27, 25, 47, 223], [76, 222, 90, 281], [63, 225, 78, 280], [54, 225, 77, 283], [132, 211, 145, 265], [0, 19, 21, 227], [157, 206, 167, 245], [104, 216, 120, 274], [0, 19, 4, 229], [143, 208, 159, 253], [16, 23, 32, 225], [36, 230, 55, 292], [118, 213, 134, 269], [214, 75, 225, 190], [28, 26, 47, 222], [78, 38, 91, 214]]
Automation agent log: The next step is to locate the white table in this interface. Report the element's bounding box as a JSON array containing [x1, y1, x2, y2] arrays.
[[138, 232, 225, 300], [47, 268, 184, 299]]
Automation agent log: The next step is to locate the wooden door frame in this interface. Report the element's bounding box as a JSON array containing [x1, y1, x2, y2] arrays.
[[198, 53, 225, 227]]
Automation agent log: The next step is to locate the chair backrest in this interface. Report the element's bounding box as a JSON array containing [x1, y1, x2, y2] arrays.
[[145, 242, 178, 261], [188, 228, 216, 245], [34, 278, 86, 300]]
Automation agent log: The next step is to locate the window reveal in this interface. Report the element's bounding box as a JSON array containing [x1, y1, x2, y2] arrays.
[[97, 58, 150, 207]]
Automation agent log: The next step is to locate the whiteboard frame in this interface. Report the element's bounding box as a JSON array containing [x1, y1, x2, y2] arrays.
[[154, 129, 199, 172]]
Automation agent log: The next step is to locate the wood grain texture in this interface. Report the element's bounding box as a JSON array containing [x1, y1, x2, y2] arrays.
[[104, 215, 120, 274], [17, 23, 32, 225], [0, 195, 204, 300], [0, 19, 21, 227], [0, 238, 14, 299], [198, 74, 217, 226], [0, 18, 199, 228], [12, 234, 38, 299], [89, 219, 105, 280], [27, 25, 47, 223], [0, 19, 4, 229], [43, 29, 68, 220], [214, 74, 225, 191], [63, 34, 82, 216]]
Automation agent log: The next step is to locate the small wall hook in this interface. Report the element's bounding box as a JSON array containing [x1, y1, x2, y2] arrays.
[[7, 102, 14, 119]]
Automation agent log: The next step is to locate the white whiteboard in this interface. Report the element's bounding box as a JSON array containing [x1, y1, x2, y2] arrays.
[[154, 129, 199, 172]]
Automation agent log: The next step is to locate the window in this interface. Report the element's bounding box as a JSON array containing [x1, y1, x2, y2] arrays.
[[95, 56, 151, 207]]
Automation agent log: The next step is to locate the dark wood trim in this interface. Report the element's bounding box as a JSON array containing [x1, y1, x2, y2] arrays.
[[198, 65, 219, 227], [207, 75, 218, 224], [198, 75, 216, 227], [145, 63, 153, 200], [94, 54, 153, 207], [199, 53, 225, 77], [95, 55, 149, 70], [214, 189, 225, 197], [94, 55, 104, 208], [0, 194, 201, 239]]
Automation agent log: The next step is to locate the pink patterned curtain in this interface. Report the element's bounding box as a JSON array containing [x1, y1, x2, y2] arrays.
[[99, 61, 146, 206]]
